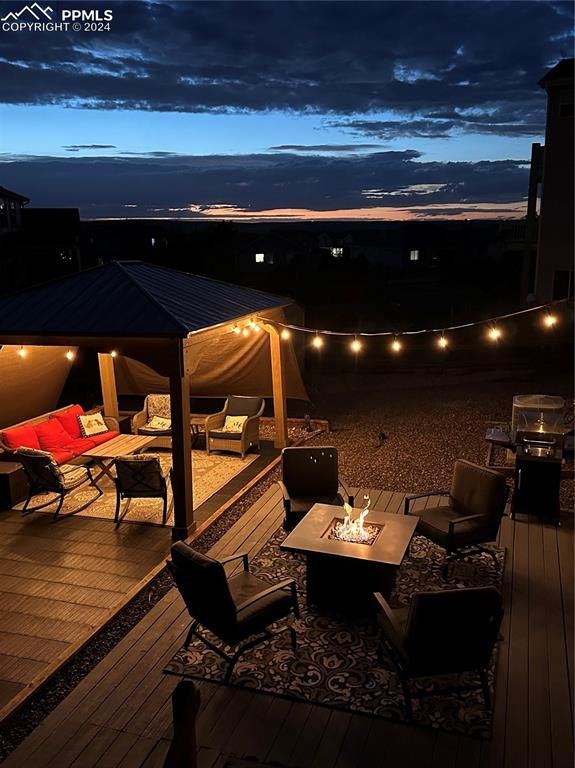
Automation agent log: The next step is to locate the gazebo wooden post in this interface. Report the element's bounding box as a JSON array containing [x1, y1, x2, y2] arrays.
[[97, 352, 119, 420], [262, 322, 288, 449], [170, 341, 195, 541]]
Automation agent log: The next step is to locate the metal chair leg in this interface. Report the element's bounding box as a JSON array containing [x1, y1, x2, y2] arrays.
[[52, 492, 65, 521]]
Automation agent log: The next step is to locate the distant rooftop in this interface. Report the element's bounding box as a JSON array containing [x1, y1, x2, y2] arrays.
[[539, 58, 574, 88]]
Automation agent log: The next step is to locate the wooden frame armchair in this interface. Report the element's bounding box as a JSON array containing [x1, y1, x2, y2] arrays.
[[16, 448, 103, 521], [375, 587, 503, 718], [114, 454, 171, 527], [404, 459, 509, 577], [205, 395, 264, 459], [168, 542, 299, 682]]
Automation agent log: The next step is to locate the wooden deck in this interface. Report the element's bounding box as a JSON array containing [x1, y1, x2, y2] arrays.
[[0, 444, 280, 723], [2, 486, 573, 768]]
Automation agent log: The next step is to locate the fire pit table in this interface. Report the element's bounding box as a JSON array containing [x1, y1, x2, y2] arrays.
[[280, 502, 418, 614]]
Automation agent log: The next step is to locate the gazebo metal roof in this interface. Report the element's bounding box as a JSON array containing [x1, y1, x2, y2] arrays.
[[0, 261, 292, 338]]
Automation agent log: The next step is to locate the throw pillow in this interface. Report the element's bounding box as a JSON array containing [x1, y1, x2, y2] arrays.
[[145, 416, 172, 431], [34, 419, 73, 450], [78, 412, 109, 437], [1, 424, 41, 451], [222, 415, 248, 433]]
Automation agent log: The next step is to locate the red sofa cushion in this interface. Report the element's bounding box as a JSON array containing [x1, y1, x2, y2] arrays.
[[87, 430, 119, 447], [52, 405, 84, 439], [34, 419, 73, 451], [51, 448, 76, 465], [2, 424, 41, 450], [63, 437, 97, 456]]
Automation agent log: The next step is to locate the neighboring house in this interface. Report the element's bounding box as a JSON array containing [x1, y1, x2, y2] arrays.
[[0, 186, 29, 233], [534, 58, 575, 301]]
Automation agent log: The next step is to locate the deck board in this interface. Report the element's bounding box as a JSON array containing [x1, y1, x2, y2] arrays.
[[3, 488, 573, 768]]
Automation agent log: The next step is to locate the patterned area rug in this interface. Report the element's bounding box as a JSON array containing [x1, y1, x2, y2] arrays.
[[165, 527, 505, 737], [14, 451, 257, 525]]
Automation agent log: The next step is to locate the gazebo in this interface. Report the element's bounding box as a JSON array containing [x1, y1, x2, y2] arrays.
[[0, 261, 307, 539]]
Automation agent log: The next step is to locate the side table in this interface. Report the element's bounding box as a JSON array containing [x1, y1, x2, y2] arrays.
[[0, 462, 29, 509]]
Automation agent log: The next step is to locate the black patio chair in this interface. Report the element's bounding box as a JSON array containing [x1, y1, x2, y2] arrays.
[[113, 454, 171, 527], [374, 586, 503, 718], [16, 447, 103, 521], [279, 446, 353, 530], [168, 542, 299, 682], [404, 459, 509, 577]]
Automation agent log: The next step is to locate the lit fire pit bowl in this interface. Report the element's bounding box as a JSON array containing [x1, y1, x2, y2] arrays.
[[325, 517, 383, 546], [281, 502, 417, 615]]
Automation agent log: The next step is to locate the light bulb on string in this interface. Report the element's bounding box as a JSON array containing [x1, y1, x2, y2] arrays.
[[350, 337, 362, 353], [488, 325, 502, 342], [437, 334, 449, 349], [17, 345, 27, 359], [391, 336, 402, 353], [242, 327, 250, 338], [232, 324, 241, 335], [65, 349, 75, 361], [280, 328, 291, 340], [311, 333, 323, 349], [110, 349, 118, 358], [543, 311, 557, 328]]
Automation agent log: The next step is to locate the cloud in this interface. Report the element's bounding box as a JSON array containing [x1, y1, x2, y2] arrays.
[[0, 150, 530, 220], [0, 1, 571, 141], [269, 144, 383, 152], [62, 144, 117, 151]]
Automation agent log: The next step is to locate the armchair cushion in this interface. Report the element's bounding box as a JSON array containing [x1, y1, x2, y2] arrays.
[[147, 394, 172, 419], [288, 493, 345, 518], [208, 429, 243, 441], [226, 396, 263, 418], [416, 505, 492, 548], [229, 571, 294, 638], [450, 460, 507, 519]]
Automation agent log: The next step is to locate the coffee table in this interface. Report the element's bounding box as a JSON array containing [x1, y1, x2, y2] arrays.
[[281, 502, 418, 614], [83, 434, 156, 483]]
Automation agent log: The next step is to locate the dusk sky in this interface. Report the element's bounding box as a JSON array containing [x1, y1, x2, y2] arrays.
[[0, 0, 573, 221]]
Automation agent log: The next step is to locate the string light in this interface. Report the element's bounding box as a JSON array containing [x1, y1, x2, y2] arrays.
[[242, 328, 250, 338], [391, 337, 402, 353], [488, 325, 502, 342], [437, 334, 449, 349], [110, 350, 118, 358], [350, 337, 362, 353], [17, 345, 27, 359], [312, 334, 323, 349], [280, 328, 291, 340], [65, 349, 75, 361], [543, 311, 557, 328], [232, 324, 241, 335]]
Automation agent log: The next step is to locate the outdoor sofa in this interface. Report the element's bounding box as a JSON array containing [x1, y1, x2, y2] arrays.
[[0, 404, 120, 465]]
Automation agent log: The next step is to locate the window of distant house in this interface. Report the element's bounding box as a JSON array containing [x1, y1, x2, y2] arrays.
[[409, 249, 420, 261], [255, 253, 265, 263], [331, 247, 343, 258]]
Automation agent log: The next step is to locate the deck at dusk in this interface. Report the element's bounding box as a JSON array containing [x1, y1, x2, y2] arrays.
[[3, 485, 572, 768]]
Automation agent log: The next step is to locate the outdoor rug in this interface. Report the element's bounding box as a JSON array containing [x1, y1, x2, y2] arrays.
[[165, 526, 505, 737], [14, 450, 257, 525]]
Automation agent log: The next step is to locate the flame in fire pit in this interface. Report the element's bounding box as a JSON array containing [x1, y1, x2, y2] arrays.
[[329, 496, 380, 545]]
